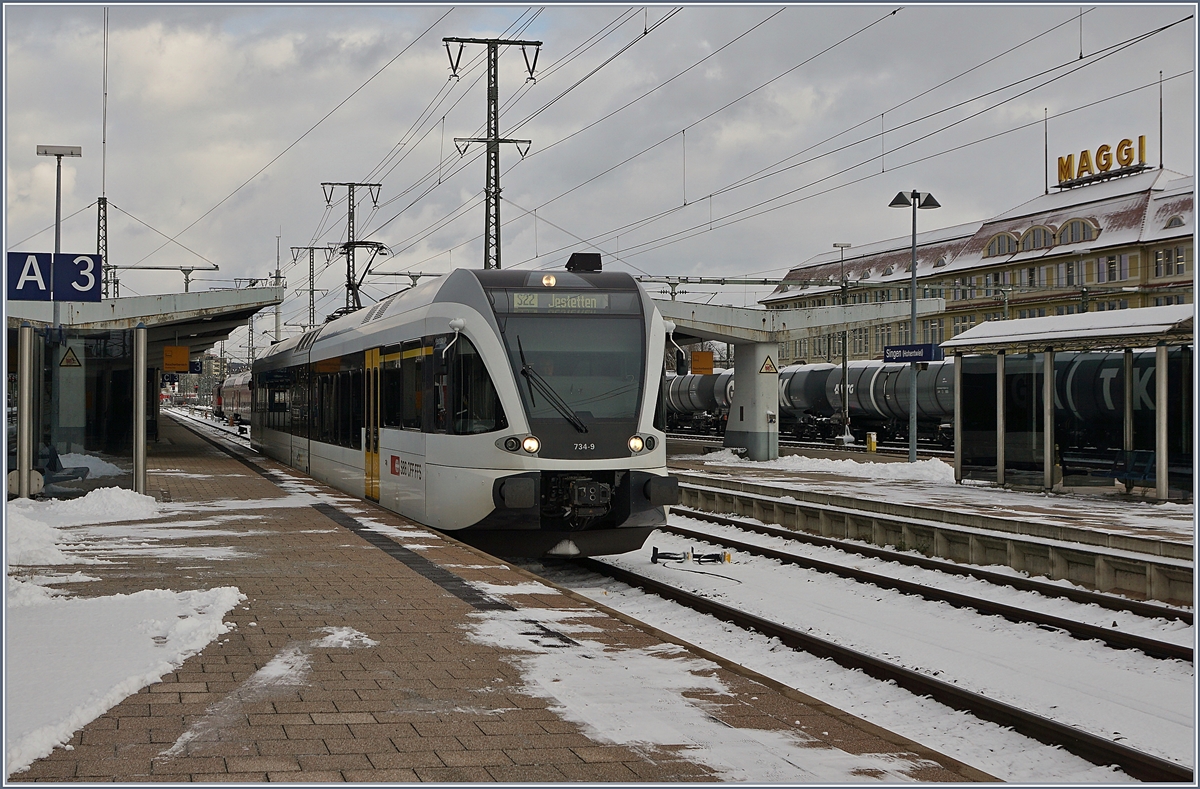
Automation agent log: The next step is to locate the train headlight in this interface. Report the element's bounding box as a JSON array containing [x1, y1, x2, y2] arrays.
[[503, 436, 520, 452], [645, 436, 656, 451], [628, 436, 644, 453], [542, 274, 556, 287], [522, 436, 541, 454]]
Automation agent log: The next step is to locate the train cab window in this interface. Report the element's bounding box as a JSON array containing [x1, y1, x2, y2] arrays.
[[400, 341, 424, 430], [448, 335, 507, 435], [433, 336, 450, 433]]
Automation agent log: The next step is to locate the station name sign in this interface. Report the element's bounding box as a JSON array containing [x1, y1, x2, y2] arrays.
[[883, 344, 943, 363], [1057, 136, 1146, 184], [6, 252, 103, 302]]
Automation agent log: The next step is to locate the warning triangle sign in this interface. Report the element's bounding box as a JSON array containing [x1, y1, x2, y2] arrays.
[[759, 356, 778, 374], [59, 347, 82, 368]]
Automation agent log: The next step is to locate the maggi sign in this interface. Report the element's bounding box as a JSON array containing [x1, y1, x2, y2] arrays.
[[1057, 136, 1146, 183]]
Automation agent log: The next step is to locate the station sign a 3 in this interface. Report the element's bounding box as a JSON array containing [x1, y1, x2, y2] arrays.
[[6, 252, 102, 302]]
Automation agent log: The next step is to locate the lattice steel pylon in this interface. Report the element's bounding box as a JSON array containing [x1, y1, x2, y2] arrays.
[[444, 36, 541, 269], [321, 182, 381, 311]]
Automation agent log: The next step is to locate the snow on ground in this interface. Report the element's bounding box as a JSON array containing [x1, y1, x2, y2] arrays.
[[527, 561, 1141, 784], [678, 450, 1196, 539], [5, 586, 244, 777], [159, 625, 377, 759], [57, 453, 126, 478], [632, 528, 1195, 764], [605, 528, 1195, 769], [4, 488, 245, 778], [673, 514, 1194, 646], [464, 604, 952, 782], [693, 448, 957, 483]]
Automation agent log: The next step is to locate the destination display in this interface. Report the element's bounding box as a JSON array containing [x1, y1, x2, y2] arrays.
[[497, 290, 641, 314]]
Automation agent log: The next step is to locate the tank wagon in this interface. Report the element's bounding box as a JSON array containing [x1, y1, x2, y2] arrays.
[[666, 349, 1187, 450]]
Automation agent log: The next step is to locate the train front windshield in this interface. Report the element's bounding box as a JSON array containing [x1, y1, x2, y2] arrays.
[[495, 289, 645, 455]]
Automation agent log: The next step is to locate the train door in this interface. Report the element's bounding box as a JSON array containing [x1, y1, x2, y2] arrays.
[[365, 348, 381, 501]]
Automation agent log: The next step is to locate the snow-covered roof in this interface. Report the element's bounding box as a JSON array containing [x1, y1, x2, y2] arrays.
[[989, 168, 1182, 221], [763, 168, 1194, 307], [940, 304, 1194, 353]]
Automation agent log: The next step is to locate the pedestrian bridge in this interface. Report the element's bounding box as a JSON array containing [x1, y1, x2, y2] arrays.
[[654, 298, 945, 460]]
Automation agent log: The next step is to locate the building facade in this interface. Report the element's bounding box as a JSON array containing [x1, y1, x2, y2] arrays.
[[762, 167, 1193, 365]]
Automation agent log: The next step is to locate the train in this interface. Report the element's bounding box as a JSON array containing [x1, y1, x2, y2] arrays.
[[241, 263, 678, 558], [665, 349, 1191, 454], [212, 371, 252, 423]]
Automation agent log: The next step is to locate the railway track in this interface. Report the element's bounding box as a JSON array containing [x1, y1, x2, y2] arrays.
[[662, 514, 1191, 661], [577, 555, 1193, 783], [672, 508, 1193, 626]]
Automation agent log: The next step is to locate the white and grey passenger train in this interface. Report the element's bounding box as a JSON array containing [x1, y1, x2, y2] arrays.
[[249, 263, 679, 558]]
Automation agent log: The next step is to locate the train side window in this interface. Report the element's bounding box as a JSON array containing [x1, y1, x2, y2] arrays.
[[381, 355, 403, 428], [448, 335, 507, 435], [349, 368, 363, 450], [401, 341, 423, 430]]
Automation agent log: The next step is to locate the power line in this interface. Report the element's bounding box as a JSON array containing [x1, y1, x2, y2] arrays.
[[127, 8, 453, 268]]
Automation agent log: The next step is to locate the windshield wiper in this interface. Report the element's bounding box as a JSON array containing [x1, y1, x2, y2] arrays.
[[517, 336, 589, 434]]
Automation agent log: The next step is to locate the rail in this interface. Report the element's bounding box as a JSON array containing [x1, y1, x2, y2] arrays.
[[664, 517, 1191, 661], [580, 558, 1194, 783]]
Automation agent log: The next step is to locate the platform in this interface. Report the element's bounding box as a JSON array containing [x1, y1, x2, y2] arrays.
[[667, 438, 1195, 545], [10, 414, 992, 783]]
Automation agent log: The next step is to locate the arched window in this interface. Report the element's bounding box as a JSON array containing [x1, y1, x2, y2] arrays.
[[933, 257, 947, 268], [1165, 215, 1185, 229], [1057, 219, 1097, 245], [1019, 226, 1054, 252], [985, 233, 1017, 257], [883, 265, 895, 276]]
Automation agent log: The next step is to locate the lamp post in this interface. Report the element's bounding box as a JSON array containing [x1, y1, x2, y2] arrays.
[[37, 145, 82, 330], [834, 242, 853, 444], [889, 189, 940, 462]]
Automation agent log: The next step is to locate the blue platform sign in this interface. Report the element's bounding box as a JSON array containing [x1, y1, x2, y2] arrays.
[[7, 252, 102, 302], [7, 252, 52, 301], [883, 343, 944, 363]]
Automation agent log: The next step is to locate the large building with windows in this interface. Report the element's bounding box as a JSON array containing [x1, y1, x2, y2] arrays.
[[762, 166, 1193, 365]]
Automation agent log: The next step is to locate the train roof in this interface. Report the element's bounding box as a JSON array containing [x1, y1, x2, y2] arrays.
[[256, 267, 645, 369]]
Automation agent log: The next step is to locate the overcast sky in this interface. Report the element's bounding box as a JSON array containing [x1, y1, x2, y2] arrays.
[[5, 4, 1195, 360]]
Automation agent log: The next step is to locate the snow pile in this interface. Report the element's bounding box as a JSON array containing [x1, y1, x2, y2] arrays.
[[4, 507, 99, 566], [5, 586, 244, 778], [6, 576, 67, 606], [8, 486, 159, 528], [57, 453, 126, 478], [698, 448, 957, 483]]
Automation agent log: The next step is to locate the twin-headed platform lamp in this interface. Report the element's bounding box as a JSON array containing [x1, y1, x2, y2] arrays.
[[888, 190, 940, 463]]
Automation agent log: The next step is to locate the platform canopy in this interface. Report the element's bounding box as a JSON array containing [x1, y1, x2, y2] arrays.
[[940, 304, 1193, 354], [6, 287, 285, 361]]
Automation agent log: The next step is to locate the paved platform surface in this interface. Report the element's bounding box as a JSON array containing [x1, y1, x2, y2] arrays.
[[11, 415, 993, 783]]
